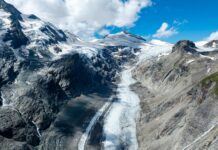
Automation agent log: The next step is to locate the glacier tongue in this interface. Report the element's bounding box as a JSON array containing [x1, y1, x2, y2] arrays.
[[103, 67, 140, 150]]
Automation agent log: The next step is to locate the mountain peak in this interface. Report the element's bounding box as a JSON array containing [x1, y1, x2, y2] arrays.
[[98, 31, 146, 47], [0, 0, 22, 20], [172, 40, 197, 54], [105, 31, 146, 42]]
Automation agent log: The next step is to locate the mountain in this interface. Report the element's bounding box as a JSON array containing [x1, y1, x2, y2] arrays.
[[0, 1, 146, 149], [97, 31, 146, 47], [133, 40, 218, 150], [204, 40, 218, 48], [1, 0, 218, 150]]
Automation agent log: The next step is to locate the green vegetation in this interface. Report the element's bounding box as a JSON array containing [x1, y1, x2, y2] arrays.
[[201, 72, 218, 96]]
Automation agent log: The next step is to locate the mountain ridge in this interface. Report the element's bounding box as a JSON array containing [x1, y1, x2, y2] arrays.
[[1, 0, 218, 150]]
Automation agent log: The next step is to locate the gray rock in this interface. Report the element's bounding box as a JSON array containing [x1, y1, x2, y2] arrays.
[[0, 108, 39, 147]]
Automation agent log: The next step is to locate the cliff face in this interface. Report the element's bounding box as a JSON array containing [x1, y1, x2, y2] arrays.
[[133, 40, 218, 150]]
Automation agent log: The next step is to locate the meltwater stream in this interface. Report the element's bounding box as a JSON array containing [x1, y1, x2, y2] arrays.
[[103, 66, 140, 150]]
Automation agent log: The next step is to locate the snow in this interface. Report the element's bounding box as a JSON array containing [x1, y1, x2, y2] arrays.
[[103, 67, 140, 150], [20, 15, 50, 42], [207, 67, 211, 73], [138, 42, 173, 63], [1, 92, 11, 107], [195, 40, 217, 52], [197, 47, 217, 52], [212, 42, 217, 48], [98, 32, 146, 48], [186, 59, 195, 64], [0, 9, 11, 38], [195, 41, 207, 47], [32, 121, 41, 137], [0, 9, 11, 28], [73, 46, 98, 58], [20, 14, 99, 59], [200, 54, 216, 60]]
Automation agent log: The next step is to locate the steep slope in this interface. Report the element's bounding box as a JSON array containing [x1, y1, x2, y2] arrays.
[[133, 40, 218, 150], [0, 0, 123, 149], [0, 1, 151, 150], [204, 40, 218, 48]]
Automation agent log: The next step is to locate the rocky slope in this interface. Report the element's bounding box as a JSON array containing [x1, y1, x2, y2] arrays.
[[133, 40, 218, 150], [204, 40, 218, 48]]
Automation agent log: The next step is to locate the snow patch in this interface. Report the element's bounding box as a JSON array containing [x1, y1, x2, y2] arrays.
[[200, 54, 216, 60], [1, 92, 11, 107], [0, 9, 12, 38], [32, 121, 41, 137], [186, 59, 195, 64], [207, 67, 211, 73]]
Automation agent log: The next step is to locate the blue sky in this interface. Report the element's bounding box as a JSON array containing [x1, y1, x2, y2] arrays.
[[125, 0, 218, 42], [7, 0, 218, 43]]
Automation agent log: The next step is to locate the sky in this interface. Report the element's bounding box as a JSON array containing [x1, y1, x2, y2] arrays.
[[5, 0, 218, 43]]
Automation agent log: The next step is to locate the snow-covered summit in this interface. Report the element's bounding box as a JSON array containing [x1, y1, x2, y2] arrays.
[[0, 0, 101, 60], [97, 31, 146, 48]]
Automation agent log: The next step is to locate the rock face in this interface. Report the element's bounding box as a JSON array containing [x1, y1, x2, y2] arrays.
[[0, 1, 141, 149], [172, 40, 198, 54], [0, 0, 29, 49], [205, 40, 218, 48], [133, 40, 218, 150], [0, 108, 40, 146]]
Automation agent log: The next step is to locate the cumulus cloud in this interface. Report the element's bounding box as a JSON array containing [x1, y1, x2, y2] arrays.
[[206, 31, 218, 41], [153, 22, 178, 38], [5, 0, 152, 39]]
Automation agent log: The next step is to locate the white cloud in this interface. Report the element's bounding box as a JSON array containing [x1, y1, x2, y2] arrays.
[[5, 0, 152, 39], [153, 22, 178, 38], [173, 19, 188, 26], [98, 29, 110, 37], [206, 31, 218, 41]]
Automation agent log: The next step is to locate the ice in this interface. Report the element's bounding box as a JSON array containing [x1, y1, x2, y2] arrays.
[[103, 67, 140, 150], [102, 39, 173, 150], [78, 98, 112, 150], [32, 121, 41, 137]]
